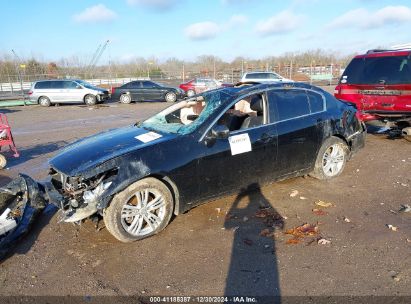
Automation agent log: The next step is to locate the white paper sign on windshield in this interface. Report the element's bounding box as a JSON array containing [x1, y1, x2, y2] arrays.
[[135, 132, 162, 143], [228, 133, 252, 155]]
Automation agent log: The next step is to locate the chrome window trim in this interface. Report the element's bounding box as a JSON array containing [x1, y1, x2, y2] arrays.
[[199, 87, 326, 142]]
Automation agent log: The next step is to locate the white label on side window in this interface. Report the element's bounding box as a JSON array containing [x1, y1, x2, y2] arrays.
[[135, 132, 162, 143], [228, 133, 252, 156]]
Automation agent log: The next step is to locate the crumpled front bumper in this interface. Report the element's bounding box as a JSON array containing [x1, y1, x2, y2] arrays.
[[0, 174, 52, 260]]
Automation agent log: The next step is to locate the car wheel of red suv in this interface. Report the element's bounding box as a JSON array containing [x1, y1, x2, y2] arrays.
[[187, 89, 195, 97]]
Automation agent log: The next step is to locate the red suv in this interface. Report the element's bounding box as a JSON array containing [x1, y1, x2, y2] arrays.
[[334, 48, 411, 137]]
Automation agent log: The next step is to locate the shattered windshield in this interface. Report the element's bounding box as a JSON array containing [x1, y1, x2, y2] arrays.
[[140, 90, 233, 135]]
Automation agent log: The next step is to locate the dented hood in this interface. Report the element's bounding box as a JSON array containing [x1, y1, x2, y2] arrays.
[[49, 125, 175, 176]]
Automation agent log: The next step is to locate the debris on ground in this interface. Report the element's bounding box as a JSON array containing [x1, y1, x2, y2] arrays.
[[386, 224, 398, 231], [225, 213, 234, 220], [255, 208, 284, 229], [286, 238, 301, 245], [388, 271, 401, 282], [399, 204, 411, 213], [299, 196, 307, 200], [243, 216, 249, 222], [312, 208, 327, 216], [343, 217, 351, 223], [243, 239, 253, 246], [317, 238, 331, 245], [289, 190, 299, 198], [315, 200, 334, 208], [260, 228, 272, 237], [285, 223, 320, 245], [0, 175, 48, 261], [215, 208, 221, 214]]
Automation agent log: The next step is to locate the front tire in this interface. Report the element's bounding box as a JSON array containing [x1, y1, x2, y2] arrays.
[[84, 94, 97, 106], [104, 177, 174, 242], [310, 136, 349, 180], [186, 89, 195, 97], [165, 91, 177, 103], [38, 96, 51, 107]]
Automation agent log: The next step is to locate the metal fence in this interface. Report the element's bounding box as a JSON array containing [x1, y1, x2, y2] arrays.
[[0, 64, 344, 99]]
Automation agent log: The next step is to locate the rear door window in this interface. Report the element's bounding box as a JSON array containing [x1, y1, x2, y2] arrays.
[[342, 55, 411, 85], [306, 91, 325, 113], [268, 89, 310, 122], [49, 81, 64, 89], [34, 81, 51, 89]]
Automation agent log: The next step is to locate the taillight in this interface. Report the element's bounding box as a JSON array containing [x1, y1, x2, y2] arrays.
[[111, 87, 116, 94], [28, 90, 33, 95], [334, 85, 341, 96]]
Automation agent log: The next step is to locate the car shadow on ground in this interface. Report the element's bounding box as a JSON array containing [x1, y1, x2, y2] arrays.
[[0, 108, 21, 114], [4, 140, 67, 168], [224, 183, 283, 302]]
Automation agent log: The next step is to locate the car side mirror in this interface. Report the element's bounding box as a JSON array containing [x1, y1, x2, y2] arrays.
[[211, 125, 229, 139], [76, 85, 83, 89], [204, 125, 229, 147]]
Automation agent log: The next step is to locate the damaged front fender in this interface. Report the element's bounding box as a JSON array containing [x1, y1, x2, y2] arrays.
[[0, 174, 48, 260]]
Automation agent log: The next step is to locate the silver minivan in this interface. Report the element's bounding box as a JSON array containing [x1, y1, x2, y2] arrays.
[[28, 79, 109, 106]]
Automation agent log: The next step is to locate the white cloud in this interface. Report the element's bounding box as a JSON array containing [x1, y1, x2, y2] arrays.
[[221, 0, 252, 4], [328, 5, 411, 29], [227, 14, 248, 27], [255, 11, 304, 36], [73, 4, 117, 23], [184, 22, 221, 41], [127, 0, 179, 11]]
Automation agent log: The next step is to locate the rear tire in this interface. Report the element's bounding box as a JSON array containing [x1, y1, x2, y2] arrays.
[[104, 177, 174, 242], [0, 154, 6, 169], [84, 94, 97, 106], [119, 94, 132, 104], [38, 96, 51, 107], [310, 136, 349, 180], [186, 89, 195, 97]]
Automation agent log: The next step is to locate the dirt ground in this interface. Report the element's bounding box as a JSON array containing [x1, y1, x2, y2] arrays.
[[0, 94, 410, 300]]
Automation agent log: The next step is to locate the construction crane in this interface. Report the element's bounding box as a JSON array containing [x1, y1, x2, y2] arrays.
[[85, 40, 110, 77]]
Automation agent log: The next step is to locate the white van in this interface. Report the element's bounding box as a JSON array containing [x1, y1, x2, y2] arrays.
[[28, 79, 109, 106]]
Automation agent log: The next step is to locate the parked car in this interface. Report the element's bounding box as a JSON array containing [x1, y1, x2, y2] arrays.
[[28, 79, 109, 106], [4, 82, 365, 243], [241, 72, 293, 83], [179, 78, 232, 97], [334, 47, 411, 136], [111, 80, 184, 103]]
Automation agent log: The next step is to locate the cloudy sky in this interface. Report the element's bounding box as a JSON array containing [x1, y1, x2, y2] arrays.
[[1, 0, 411, 62]]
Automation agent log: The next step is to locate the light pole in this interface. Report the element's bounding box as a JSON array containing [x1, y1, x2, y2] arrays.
[[147, 62, 153, 79], [241, 60, 247, 77]]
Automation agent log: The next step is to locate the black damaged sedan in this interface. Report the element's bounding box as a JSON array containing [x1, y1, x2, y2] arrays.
[[111, 80, 184, 103], [1, 82, 365, 243]]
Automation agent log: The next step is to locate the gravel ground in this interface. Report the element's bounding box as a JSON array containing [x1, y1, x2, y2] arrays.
[[0, 93, 410, 300]]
